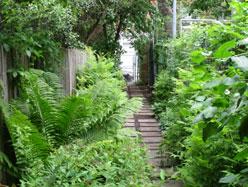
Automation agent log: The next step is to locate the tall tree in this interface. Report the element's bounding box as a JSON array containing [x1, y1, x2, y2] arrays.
[[70, 0, 157, 55]]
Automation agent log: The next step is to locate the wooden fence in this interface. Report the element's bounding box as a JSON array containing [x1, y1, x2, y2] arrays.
[[0, 47, 87, 184], [0, 46, 7, 183], [0, 47, 8, 102], [62, 48, 88, 95]]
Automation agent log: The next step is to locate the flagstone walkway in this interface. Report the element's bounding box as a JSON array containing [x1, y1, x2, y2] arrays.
[[125, 85, 183, 187]]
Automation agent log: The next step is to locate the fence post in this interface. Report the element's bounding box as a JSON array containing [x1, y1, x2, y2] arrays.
[[0, 46, 8, 184], [63, 49, 88, 95]]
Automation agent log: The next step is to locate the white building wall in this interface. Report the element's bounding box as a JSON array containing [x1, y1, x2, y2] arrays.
[[119, 36, 138, 80]]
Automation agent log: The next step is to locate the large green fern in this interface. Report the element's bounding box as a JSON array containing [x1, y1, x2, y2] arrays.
[[20, 69, 63, 147], [0, 99, 51, 174]]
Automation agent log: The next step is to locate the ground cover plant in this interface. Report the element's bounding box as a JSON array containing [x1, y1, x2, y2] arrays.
[[0, 51, 155, 186], [153, 1, 248, 186]]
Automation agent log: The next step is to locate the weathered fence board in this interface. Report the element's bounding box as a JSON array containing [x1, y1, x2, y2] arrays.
[[0, 46, 8, 183], [62, 49, 88, 95], [0, 47, 8, 101]]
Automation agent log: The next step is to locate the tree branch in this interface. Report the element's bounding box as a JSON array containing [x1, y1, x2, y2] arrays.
[[115, 15, 123, 42], [86, 14, 103, 43]]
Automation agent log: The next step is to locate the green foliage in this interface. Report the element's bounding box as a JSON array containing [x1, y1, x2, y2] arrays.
[[1, 50, 145, 184], [0, 0, 80, 68], [76, 50, 125, 89], [0, 99, 51, 174], [0, 0, 157, 65], [154, 1, 248, 186], [70, 0, 157, 55], [21, 135, 153, 186], [153, 70, 175, 114], [182, 0, 231, 18]]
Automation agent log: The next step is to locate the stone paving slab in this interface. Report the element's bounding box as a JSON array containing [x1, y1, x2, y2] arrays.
[[143, 137, 162, 143], [125, 85, 184, 187], [140, 126, 161, 132], [139, 123, 160, 127], [138, 119, 158, 123], [141, 132, 162, 137]]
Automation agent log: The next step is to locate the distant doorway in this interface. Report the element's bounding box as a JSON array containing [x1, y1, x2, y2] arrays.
[[119, 36, 139, 84]]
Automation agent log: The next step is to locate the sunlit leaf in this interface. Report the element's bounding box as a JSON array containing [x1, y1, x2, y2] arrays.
[[234, 148, 248, 161], [214, 40, 236, 59], [219, 173, 239, 184], [191, 50, 206, 64], [202, 106, 217, 119], [231, 56, 248, 72], [26, 50, 31, 58]]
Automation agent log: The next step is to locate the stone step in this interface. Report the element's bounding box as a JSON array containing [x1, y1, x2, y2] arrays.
[[136, 113, 155, 117], [148, 150, 163, 159], [146, 143, 160, 150], [128, 90, 148, 93], [140, 107, 153, 110], [141, 105, 150, 107], [125, 123, 135, 127], [139, 123, 160, 127], [138, 119, 158, 123], [129, 86, 148, 89], [126, 119, 135, 123], [139, 108, 153, 111], [141, 131, 161, 137], [137, 110, 154, 114], [143, 137, 162, 143], [140, 126, 160, 132], [130, 95, 144, 97]]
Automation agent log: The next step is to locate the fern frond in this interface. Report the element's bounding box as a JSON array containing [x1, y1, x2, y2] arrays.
[[0, 151, 18, 177], [55, 95, 93, 143], [0, 99, 51, 173], [20, 69, 61, 147]]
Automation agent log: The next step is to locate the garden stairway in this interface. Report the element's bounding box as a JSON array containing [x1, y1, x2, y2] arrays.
[[126, 85, 164, 167], [125, 85, 183, 187]]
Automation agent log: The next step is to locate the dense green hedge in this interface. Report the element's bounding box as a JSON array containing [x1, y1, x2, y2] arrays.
[[21, 137, 152, 186], [153, 1, 248, 186]]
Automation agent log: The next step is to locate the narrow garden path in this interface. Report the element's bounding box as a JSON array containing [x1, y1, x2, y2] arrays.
[[125, 85, 164, 168], [125, 85, 183, 187]]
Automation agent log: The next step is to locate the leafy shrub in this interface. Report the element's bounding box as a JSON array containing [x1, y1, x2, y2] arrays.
[[153, 70, 175, 115], [153, 1, 248, 186], [76, 50, 125, 89], [21, 135, 153, 187], [1, 51, 142, 183]]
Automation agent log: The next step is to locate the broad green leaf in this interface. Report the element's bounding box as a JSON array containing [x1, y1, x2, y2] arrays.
[[3, 43, 10, 52], [223, 77, 235, 86], [219, 173, 239, 184], [189, 82, 201, 90], [231, 56, 248, 71], [234, 148, 248, 161], [244, 91, 248, 97], [214, 40, 236, 59], [160, 170, 166, 181], [202, 106, 217, 119], [204, 79, 222, 89], [26, 50, 31, 58], [195, 96, 206, 102], [191, 50, 206, 64]]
